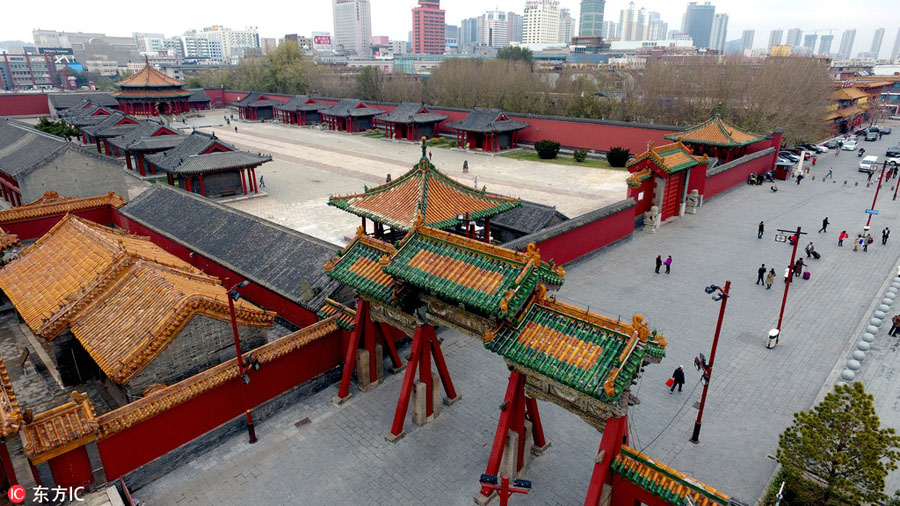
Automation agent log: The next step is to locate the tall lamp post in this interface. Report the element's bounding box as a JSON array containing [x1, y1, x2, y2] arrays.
[[866, 160, 888, 224], [773, 226, 806, 347], [227, 280, 261, 444], [690, 280, 730, 444]]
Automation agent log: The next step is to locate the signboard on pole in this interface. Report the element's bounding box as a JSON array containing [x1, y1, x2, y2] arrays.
[[866, 209, 879, 215], [312, 32, 332, 52]]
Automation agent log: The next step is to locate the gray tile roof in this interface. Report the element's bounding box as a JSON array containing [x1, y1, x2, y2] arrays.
[[67, 105, 119, 127], [82, 114, 143, 138], [168, 151, 271, 175], [49, 93, 118, 109], [144, 131, 238, 171], [107, 120, 171, 150], [232, 92, 266, 107], [119, 185, 347, 312], [446, 107, 529, 133], [126, 135, 187, 152], [377, 102, 448, 124], [188, 89, 211, 103], [0, 120, 68, 177], [319, 98, 383, 118], [274, 95, 323, 112], [491, 200, 568, 235]]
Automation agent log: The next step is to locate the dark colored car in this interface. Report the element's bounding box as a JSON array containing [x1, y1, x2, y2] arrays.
[[869, 126, 880, 133], [865, 131, 879, 141], [855, 128, 869, 136], [824, 140, 840, 149], [882, 127, 892, 135], [778, 151, 799, 162], [887, 147, 900, 157]]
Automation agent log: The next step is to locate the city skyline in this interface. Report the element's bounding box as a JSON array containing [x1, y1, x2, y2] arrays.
[[1, 0, 896, 57]]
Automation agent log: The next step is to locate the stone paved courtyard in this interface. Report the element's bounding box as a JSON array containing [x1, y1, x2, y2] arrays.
[[133, 119, 900, 505]]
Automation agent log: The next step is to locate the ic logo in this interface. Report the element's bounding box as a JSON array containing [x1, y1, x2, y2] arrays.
[[8, 484, 25, 503]]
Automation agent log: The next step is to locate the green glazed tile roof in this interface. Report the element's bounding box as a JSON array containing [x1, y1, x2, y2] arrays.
[[625, 140, 708, 175], [328, 156, 521, 232], [317, 298, 356, 330], [483, 292, 666, 402], [383, 222, 566, 319], [324, 233, 397, 304], [611, 445, 730, 506]]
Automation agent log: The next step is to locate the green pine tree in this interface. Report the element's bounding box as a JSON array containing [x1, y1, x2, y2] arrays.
[[777, 382, 900, 504]]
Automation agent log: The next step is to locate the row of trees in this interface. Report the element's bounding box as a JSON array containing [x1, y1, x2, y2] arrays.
[[186, 42, 832, 144]]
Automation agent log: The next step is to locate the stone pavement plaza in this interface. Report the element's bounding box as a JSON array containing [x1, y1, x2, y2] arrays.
[[135, 121, 900, 505], [184, 112, 627, 246]]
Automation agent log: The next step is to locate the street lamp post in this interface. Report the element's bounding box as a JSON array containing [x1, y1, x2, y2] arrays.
[[690, 280, 730, 444], [774, 226, 806, 346], [226, 280, 260, 444]]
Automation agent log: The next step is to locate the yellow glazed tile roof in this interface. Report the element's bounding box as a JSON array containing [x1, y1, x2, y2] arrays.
[[0, 356, 23, 437], [22, 392, 98, 465], [626, 140, 709, 174], [664, 115, 766, 147], [0, 191, 125, 225], [612, 445, 729, 506]]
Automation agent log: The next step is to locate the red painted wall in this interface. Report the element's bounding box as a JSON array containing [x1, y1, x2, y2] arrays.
[[628, 182, 654, 216], [96, 329, 342, 480], [532, 204, 635, 266], [704, 151, 778, 199], [47, 446, 93, 490], [112, 212, 321, 328], [0, 94, 50, 116], [611, 474, 674, 505], [0, 206, 116, 240], [686, 163, 708, 196]]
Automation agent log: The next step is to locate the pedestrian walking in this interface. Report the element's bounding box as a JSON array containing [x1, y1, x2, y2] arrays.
[[669, 366, 685, 393], [794, 258, 804, 277], [890, 314, 900, 337], [765, 268, 776, 289], [855, 235, 862, 251], [463, 160, 469, 173], [758, 221, 764, 239], [386, 173, 392, 182], [655, 255, 662, 274], [883, 227, 891, 245], [796, 173, 804, 185], [757, 264, 766, 285], [825, 169, 833, 180], [805, 242, 815, 258], [784, 266, 791, 283], [864, 236, 869, 252], [868, 171, 874, 183], [812, 155, 817, 166], [819, 217, 829, 233], [259, 176, 265, 188], [428, 151, 432, 160], [234, 126, 238, 133], [473, 176, 478, 188], [838, 230, 848, 246], [664, 255, 672, 274]]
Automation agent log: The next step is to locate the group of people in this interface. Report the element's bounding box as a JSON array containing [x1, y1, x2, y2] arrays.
[[654, 255, 673, 274]]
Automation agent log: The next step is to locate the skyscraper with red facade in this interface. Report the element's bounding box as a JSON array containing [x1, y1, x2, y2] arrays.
[[412, 0, 445, 55]]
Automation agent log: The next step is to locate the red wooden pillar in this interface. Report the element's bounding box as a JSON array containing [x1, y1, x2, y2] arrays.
[[95, 138, 101, 153], [14, 192, 20, 207], [251, 167, 258, 193], [185, 177, 192, 193], [0, 442, 18, 486], [334, 300, 404, 401], [137, 155, 146, 176], [125, 153, 132, 170], [584, 416, 629, 506], [240, 169, 248, 195], [199, 174, 206, 196]]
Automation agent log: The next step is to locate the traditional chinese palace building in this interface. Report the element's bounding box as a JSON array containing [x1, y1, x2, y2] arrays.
[[106, 120, 184, 176], [446, 108, 528, 152], [113, 59, 191, 116], [376, 102, 448, 141], [319, 99, 383, 133], [663, 113, 767, 163], [233, 92, 284, 121], [274, 95, 324, 126], [328, 145, 521, 241], [80, 112, 142, 156], [626, 140, 710, 222]]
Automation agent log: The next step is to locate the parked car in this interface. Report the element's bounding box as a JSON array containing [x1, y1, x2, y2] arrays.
[[890, 115, 900, 120], [800, 143, 827, 153], [855, 128, 869, 136], [824, 140, 840, 149], [778, 151, 800, 162], [843, 139, 858, 150], [859, 155, 878, 173], [865, 131, 879, 141], [881, 127, 892, 135], [886, 147, 900, 158]]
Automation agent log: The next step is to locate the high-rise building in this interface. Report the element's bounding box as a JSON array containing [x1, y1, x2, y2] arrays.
[[201, 26, 260, 61], [460, 17, 480, 48], [739, 30, 754, 55], [709, 13, 728, 53], [482, 10, 509, 48], [818, 34, 833, 56], [181, 32, 224, 62], [785, 28, 802, 47], [578, 0, 605, 37], [445, 24, 459, 42], [559, 8, 575, 44], [163, 39, 184, 59], [508, 12, 524, 43], [682, 2, 716, 49], [523, 0, 561, 44], [333, 0, 372, 55], [870, 27, 885, 58], [602, 21, 618, 39], [260, 38, 277, 54], [133, 33, 165, 53], [646, 12, 667, 41], [618, 2, 636, 41], [33, 29, 140, 67], [838, 29, 855, 58], [412, 0, 445, 54], [767, 29, 783, 50], [802, 34, 817, 53], [891, 27, 900, 60]]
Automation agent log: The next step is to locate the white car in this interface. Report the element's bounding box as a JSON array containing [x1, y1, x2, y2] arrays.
[[842, 139, 858, 151]]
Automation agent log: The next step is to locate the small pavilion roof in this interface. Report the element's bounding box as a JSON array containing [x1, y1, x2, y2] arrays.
[[377, 102, 448, 124], [66, 105, 118, 127], [664, 114, 766, 147], [484, 289, 666, 402], [446, 108, 529, 134], [626, 140, 709, 175], [144, 131, 237, 170], [319, 98, 383, 118], [324, 231, 398, 304], [107, 121, 181, 151], [188, 89, 211, 103], [328, 150, 521, 231], [612, 445, 729, 506], [0, 215, 274, 384], [232, 92, 284, 108], [127, 135, 188, 152], [165, 151, 272, 175], [828, 87, 869, 101], [116, 59, 185, 89], [81, 113, 142, 138], [275, 95, 324, 112]]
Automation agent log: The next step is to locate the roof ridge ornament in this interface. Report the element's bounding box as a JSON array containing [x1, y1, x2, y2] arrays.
[[421, 136, 427, 159]]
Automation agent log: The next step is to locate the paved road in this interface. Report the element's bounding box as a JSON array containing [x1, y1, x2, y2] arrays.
[[136, 121, 900, 504]]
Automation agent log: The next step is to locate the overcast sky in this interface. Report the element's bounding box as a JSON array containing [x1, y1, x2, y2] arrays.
[[4, 0, 899, 57]]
